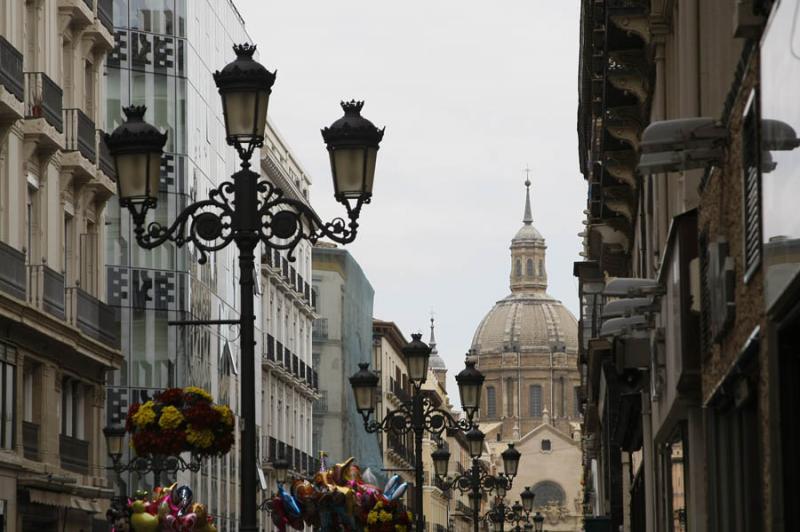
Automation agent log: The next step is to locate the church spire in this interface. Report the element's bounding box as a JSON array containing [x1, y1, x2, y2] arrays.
[[429, 315, 438, 355], [523, 167, 533, 225]]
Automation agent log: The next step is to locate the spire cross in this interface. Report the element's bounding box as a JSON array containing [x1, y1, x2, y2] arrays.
[[523, 167, 533, 224]]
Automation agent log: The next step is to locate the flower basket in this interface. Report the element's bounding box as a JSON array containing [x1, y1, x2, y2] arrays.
[[125, 387, 234, 458]]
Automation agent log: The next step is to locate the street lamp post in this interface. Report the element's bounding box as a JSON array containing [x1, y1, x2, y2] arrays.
[[431, 433, 522, 532], [105, 43, 384, 532], [487, 497, 535, 532], [350, 344, 485, 531]]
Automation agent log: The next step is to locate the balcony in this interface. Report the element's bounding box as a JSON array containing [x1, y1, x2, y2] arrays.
[[66, 287, 121, 349], [96, 129, 116, 180], [24, 72, 63, 132], [64, 108, 96, 162], [0, 36, 24, 122], [57, 0, 94, 26], [0, 241, 27, 301], [59, 434, 89, 474], [97, 0, 113, 33], [23, 421, 39, 461], [27, 265, 66, 320]]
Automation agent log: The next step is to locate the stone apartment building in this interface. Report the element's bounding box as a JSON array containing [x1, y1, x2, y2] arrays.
[[576, 1, 798, 531], [0, 0, 120, 530]]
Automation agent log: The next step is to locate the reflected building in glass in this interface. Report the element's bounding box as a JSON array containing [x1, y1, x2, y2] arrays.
[[103, 1, 316, 529]]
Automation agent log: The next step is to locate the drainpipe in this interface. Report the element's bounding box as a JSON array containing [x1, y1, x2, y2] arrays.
[[641, 390, 655, 532]]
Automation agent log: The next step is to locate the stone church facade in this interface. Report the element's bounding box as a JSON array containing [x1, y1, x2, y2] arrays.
[[471, 179, 583, 530]]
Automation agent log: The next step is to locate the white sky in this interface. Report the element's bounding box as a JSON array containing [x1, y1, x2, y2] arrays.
[[238, 1, 586, 396]]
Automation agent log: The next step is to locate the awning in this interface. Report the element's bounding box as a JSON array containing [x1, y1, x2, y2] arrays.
[[28, 489, 101, 514]]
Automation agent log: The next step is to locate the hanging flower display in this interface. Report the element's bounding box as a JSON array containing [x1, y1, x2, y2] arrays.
[[125, 387, 235, 458]]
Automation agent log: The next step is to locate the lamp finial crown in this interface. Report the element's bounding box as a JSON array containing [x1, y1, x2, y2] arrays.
[[341, 100, 365, 114], [122, 105, 147, 122], [410, 332, 423, 342], [232, 43, 257, 58]]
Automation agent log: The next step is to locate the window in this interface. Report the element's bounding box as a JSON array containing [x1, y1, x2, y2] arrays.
[[541, 439, 551, 451], [526, 259, 534, 276], [574, 386, 581, 417], [0, 344, 16, 449], [64, 213, 74, 284], [506, 378, 513, 416], [61, 377, 84, 439], [560, 376, 566, 418], [530, 384, 542, 417], [664, 426, 688, 532], [515, 260, 522, 277], [486, 386, 496, 418], [26, 183, 38, 263], [532, 481, 565, 509]]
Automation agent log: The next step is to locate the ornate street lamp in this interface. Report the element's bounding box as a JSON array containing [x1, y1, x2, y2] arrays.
[[433, 439, 520, 532], [520, 486, 535, 514], [532, 511, 544, 532], [485, 498, 530, 532], [351, 334, 483, 532], [456, 359, 485, 420], [501, 443, 522, 478], [107, 44, 384, 532], [466, 427, 485, 459], [273, 456, 290, 485]]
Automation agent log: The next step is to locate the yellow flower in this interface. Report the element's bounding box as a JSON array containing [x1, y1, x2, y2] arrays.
[[213, 404, 234, 426], [367, 512, 378, 525], [158, 406, 184, 430], [132, 401, 156, 428], [379, 511, 392, 522], [183, 386, 214, 402], [186, 426, 214, 448]]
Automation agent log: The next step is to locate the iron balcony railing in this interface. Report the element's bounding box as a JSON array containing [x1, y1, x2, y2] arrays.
[[97, 0, 113, 32], [64, 108, 96, 163], [0, 241, 27, 300], [24, 72, 63, 132], [66, 287, 121, 349], [97, 129, 115, 178], [22, 421, 39, 461], [59, 434, 89, 474], [27, 264, 66, 320], [0, 36, 23, 102]]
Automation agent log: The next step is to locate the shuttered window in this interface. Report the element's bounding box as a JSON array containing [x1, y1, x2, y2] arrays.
[[742, 91, 762, 281]]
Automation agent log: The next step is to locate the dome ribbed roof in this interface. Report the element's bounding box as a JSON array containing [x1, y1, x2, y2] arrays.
[[513, 224, 543, 242], [471, 293, 578, 354]]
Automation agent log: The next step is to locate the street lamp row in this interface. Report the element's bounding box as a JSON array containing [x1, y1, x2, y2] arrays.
[[349, 335, 486, 531], [103, 43, 385, 532]]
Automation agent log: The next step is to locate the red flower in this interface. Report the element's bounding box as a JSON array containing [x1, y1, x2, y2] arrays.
[[184, 402, 220, 429], [155, 388, 184, 406]]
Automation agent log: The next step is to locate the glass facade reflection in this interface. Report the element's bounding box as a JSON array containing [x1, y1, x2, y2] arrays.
[[760, 1, 800, 309], [105, 2, 254, 529]]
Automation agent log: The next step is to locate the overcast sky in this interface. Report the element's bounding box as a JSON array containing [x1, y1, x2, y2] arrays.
[[239, 1, 586, 396]]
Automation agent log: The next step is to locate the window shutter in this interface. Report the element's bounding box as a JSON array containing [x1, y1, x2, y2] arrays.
[[742, 91, 762, 280]]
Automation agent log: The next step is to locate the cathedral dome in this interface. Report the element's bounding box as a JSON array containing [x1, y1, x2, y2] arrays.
[[471, 293, 578, 354], [471, 178, 578, 356]]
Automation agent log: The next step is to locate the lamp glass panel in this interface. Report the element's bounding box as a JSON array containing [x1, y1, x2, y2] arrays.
[[107, 432, 124, 457], [115, 153, 149, 200], [353, 385, 374, 412], [331, 148, 366, 197], [459, 381, 480, 410], [222, 90, 268, 139], [433, 453, 449, 477], [363, 146, 377, 195], [468, 437, 483, 458], [146, 152, 161, 200], [496, 483, 507, 498]]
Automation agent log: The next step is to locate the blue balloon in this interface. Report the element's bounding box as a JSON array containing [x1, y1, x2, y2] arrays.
[[278, 485, 301, 517], [387, 482, 408, 501], [383, 475, 400, 498]]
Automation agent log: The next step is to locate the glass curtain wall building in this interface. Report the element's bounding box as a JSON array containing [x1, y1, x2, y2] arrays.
[[104, 1, 266, 529]]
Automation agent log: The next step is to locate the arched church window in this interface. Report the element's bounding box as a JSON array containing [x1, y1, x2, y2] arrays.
[[532, 481, 566, 509], [530, 384, 542, 417], [539, 260, 544, 275], [526, 259, 534, 276], [486, 386, 496, 418], [515, 260, 522, 277]]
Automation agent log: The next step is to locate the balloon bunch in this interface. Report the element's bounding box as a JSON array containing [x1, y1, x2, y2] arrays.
[[270, 457, 411, 532], [109, 483, 217, 532]]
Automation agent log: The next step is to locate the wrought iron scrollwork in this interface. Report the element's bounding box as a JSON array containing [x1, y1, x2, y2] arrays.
[[360, 394, 474, 437], [111, 452, 203, 475], [130, 175, 369, 264]]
